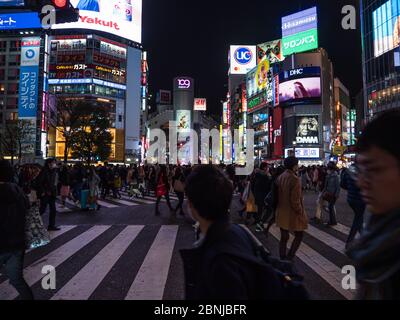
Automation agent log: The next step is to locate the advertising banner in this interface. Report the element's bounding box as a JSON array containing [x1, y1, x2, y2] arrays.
[[284, 148, 320, 159], [18, 37, 41, 119], [0, 12, 41, 30], [0, 0, 24, 6], [230, 45, 257, 75], [257, 40, 285, 64], [279, 77, 321, 105], [20, 119, 37, 155], [158, 90, 171, 104], [176, 110, 191, 132], [54, 0, 142, 44], [253, 113, 268, 124], [282, 6, 318, 38], [282, 28, 318, 56], [373, 0, 400, 57], [223, 102, 228, 124], [295, 116, 320, 144], [194, 98, 207, 111], [272, 107, 283, 158]]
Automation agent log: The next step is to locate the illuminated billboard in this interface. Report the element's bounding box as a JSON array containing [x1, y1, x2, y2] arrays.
[[230, 45, 257, 75], [282, 28, 318, 56], [0, 0, 24, 6], [194, 98, 207, 111], [53, 0, 142, 44], [0, 12, 42, 30], [284, 148, 320, 159], [373, 0, 400, 57], [279, 77, 321, 105], [257, 40, 285, 64], [282, 7, 318, 56], [176, 110, 191, 132], [295, 116, 320, 144], [282, 6, 318, 37], [279, 67, 321, 105]]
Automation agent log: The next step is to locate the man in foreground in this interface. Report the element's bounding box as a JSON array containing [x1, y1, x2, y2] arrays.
[[180, 165, 282, 299], [346, 109, 400, 299]]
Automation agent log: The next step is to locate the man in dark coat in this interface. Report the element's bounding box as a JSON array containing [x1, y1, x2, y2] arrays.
[[0, 160, 33, 300], [346, 110, 400, 299], [251, 162, 273, 232], [180, 165, 281, 300], [34, 158, 59, 231]]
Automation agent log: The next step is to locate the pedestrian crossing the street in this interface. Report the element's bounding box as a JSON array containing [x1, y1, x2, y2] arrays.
[[0, 219, 358, 301], [56, 190, 181, 212]]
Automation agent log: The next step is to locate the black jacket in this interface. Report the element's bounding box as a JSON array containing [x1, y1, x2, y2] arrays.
[[180, 220, 279, 300], [252, 170, 272, 205], [0, 182, 29, 253], [346, 209, 400, 299], [33, 167, 58, 197], [340, 167, 364, 205]]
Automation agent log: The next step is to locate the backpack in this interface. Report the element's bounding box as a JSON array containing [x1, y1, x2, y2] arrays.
[[238, 225, 309, 300]]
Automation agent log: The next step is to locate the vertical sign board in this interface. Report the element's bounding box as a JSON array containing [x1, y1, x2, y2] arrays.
[[18, 37, 41, 155], [19, 37, 40, 119]]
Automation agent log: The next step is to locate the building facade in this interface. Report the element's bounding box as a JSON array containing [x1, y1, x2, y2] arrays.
[[361, 0, 400, 120]]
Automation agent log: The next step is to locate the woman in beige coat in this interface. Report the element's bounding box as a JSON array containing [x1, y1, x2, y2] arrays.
[[275, 156, 308, 261]]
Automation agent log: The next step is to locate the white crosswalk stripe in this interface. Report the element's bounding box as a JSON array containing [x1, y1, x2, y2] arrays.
[[54, 191, 180, 212], [0, 226, 110, 300], [269, 226, 355, 300], [125, 225, 178, 300], [0, 218, 357, 301], [51, 226, 144, 300]]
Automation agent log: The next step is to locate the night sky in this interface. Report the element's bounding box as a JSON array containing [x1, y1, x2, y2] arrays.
[[142, 0, 362, 116]]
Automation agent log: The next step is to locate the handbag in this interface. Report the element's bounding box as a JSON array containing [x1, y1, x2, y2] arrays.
[[322, 192, 336, 203], [173, 179, 185, 193], [246, 191, 258, 213], [25, 206, 51, 250], [156, 183, 167, 197]]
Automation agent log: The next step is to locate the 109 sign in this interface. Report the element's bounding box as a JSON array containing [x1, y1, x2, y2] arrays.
[[177, 79, 191, 89]]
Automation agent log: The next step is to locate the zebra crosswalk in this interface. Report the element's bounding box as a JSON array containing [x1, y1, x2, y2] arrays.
[[0, 219, 358, 300], [56, 190, 181, 212]]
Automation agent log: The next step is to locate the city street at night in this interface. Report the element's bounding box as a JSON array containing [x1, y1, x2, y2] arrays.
[[1, 0, 400, 316]]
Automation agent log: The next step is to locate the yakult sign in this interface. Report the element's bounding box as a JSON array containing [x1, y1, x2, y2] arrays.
[[53, 0, 142, 44], [230, 45, 257, 75]]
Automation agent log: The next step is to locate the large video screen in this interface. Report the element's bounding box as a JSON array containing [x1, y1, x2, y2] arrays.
[[53, 0, 142, 44], [295, 116, 320, 144], [279, 77, 321, 105], [373, 0, 400, 57], [0, 0, 24, 6]]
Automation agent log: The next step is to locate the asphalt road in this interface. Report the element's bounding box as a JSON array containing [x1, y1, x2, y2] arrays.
[[0, 189, 359, 300]]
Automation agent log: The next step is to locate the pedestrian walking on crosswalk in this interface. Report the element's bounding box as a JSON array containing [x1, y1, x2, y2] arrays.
[[155, 165, 174, 218], [0, 160, 34, 300], [275, 157, 308, 261]]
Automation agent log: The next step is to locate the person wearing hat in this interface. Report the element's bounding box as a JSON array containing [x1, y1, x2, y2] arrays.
[[0, 159, 34, 300], [275, 156, 308, 261], [321, 161, 341, 227]]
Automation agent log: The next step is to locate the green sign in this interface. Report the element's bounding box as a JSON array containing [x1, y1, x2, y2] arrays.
[[248, 92, 268, 113], [282, 28, 318, 56]]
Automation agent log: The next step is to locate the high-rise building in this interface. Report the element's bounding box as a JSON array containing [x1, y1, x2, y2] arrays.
[[360, 0, 400, 121]]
